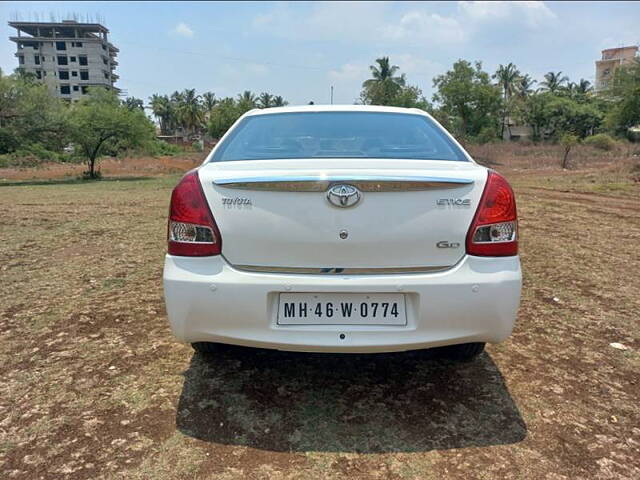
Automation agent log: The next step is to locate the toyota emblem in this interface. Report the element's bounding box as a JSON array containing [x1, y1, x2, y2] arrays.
[[326, 184, 361, 208]]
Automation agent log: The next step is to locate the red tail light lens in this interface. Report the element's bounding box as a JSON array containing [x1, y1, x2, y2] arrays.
[[168, 169, 222, 256], [466, 170, 518, 256]]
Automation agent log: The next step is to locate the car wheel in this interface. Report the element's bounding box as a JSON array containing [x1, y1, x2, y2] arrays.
[[191, 342, 220, 354], [445, 342, 485, 362]]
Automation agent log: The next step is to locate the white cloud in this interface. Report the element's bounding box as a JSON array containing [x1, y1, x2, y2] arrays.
[[392, 54, 444, 80], [383, 11, 466, 45], [458, 1, 557, 29], [171, 22, 194, 38]]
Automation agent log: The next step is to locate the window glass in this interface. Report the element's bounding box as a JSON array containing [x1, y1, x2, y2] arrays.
[[212, 112, 466, 162]]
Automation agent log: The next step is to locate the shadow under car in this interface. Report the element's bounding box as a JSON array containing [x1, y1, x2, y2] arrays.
[[176, 346, 526, 453]]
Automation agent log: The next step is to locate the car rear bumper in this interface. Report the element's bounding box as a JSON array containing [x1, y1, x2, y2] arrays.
[[163, 254, 522, 353]]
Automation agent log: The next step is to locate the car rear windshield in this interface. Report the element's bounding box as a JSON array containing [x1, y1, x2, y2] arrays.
[[211, 111, 467, 162]]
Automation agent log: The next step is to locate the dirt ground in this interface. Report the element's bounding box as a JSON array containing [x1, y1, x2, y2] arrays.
[[1, 147, 639, 479]]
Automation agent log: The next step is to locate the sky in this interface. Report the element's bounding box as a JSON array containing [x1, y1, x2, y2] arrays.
[[1, 1, 639, 106]]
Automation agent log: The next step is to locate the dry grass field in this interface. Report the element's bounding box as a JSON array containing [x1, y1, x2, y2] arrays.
[[1, 144, 639, 479]]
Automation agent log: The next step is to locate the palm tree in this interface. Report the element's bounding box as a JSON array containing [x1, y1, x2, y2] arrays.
[[170, 90, 184, 105], [493, 63, 520, 100], [540, 71, 569, 93], [149, 94, 172, 135], [517, 74, 537, 98], [362, 57, 406, 105], [237, 90, 257, 112], [576, 79, 593, 95], [258, 92, 274, 109], [272, 95, 288, 107], [493, 63, 521, 139], [363, 57, 406, 89], [202, 92, 217, 112], [564, 82, 577, 97], [176, 88, 203, 137]]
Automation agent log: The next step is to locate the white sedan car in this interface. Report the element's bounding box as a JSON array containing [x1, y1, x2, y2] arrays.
[[163, 105, 521, 360]]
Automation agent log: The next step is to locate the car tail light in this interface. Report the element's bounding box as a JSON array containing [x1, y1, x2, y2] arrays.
[[466, 170, 518, 256], [168, 169, 221, 256]]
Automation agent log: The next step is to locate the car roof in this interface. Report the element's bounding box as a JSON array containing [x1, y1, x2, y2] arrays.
[[244, 104, 427, 117]]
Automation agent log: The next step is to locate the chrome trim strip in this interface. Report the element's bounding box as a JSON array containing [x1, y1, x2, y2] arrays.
[[231, 264, 451, 275], [213, 175, 473, 192]]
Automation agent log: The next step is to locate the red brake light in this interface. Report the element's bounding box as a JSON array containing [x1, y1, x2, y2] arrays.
[[168, 169, 222, 256], [466, 170, 518, 256]]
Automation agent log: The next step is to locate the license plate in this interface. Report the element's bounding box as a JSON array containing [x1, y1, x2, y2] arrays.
[[277, 293, 407, 325]]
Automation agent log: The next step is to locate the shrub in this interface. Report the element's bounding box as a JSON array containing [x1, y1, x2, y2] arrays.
[[0, 144, 73, 167], [583, 133, 617, 151], [192, 140, 204, 152], [147, 140, 183, 156], [471, 126, 499, 145]]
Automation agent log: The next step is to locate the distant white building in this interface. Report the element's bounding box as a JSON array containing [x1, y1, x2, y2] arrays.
[[9, 20, 119, 100]]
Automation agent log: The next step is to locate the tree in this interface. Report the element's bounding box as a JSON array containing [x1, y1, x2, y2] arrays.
[[363, 57, 406, 88], [149, 94, 173, 135], [361, 56, 406, 105], [69, 88, 155, 179], [521, 92, 603, 141], [516, 74, 537, 98], [272, 95, 288, 107], [237, 90, 257, 112], [208, 97, 241, 139], [493, 63, 521, 138], [202, 92, 217, 113], [576, 79, 593, 95], [604, 58, 640, 136], [560, 133, 579, 169], [359, 56, 428, 108], [175, 88, 203, 137], [494, 63, 520, 99], [388, 85, 430, 110], [540, 71, 569, 93], [432, 60, 502, 140], [521, 92, 551, 140], [0, 70, 70, 154], [205, 91, 288, 139], [258, 92, 274, 108], [123, 97, 144, 111], [544, 96, 603, 138]]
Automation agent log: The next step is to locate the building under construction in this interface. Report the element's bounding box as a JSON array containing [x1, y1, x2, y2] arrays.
[[595, 45, 638, 92], [9, 20, 119, 100]]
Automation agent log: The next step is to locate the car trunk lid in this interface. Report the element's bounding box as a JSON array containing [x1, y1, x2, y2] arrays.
[[198, 159, 487, 271]]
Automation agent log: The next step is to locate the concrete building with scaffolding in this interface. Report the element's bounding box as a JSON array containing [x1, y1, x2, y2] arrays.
[[9, 20, 119, 100]]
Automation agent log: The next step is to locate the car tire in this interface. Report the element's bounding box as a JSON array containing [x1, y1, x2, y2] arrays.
[[191, 342, 220, 354], [445, 342, 485, 362]]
